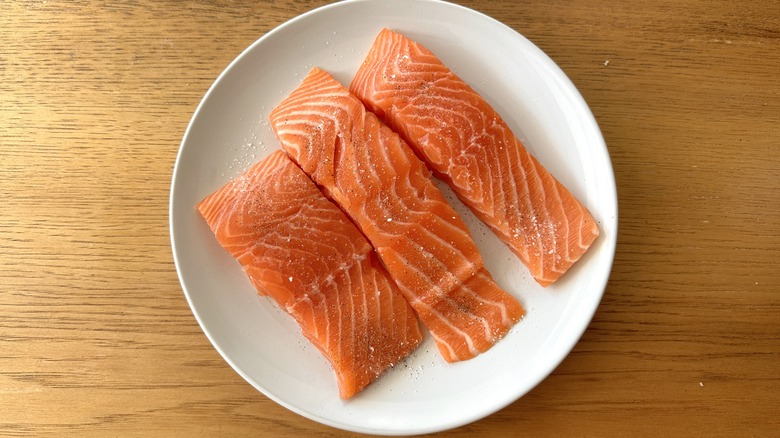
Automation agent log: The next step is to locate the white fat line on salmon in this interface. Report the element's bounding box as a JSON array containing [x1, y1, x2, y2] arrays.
[[286, 255, 369, 309], [488, 130, 515, 218], [244, 230, 343, 264], [276, 83, 343, 108], [418, 272, 504, 345], [394, 199, 476, 255], [283, 100, 350, 123], [348, 257, 358, 370], [386, 181, 479, 264], [441, 293, 493, 343], [545, 175, 568, 272], [576, 204, 599, 251], [459, 277, 514, 328], [428, 330, 459, 362], [422, 302, 480, 360], [444, 153, 495, 218], [526, 197, 558, 279], [380, 235, 478, 297]]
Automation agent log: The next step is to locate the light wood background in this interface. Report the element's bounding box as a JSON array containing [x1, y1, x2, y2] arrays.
[[1, 0, 778, 436]]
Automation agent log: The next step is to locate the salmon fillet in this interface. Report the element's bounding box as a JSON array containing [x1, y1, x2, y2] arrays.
[[197, 150, 422, 398], [351, 29, 600, 287], [270, 69, 524, 362]]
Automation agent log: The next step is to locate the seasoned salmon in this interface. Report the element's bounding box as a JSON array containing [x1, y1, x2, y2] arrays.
[[197, 150, 422, 398], [351, 29, 600, 286], [270, 68, 524, 362]]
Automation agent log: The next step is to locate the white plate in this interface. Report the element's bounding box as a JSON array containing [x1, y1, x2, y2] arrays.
[[169, 0, 617, 435]]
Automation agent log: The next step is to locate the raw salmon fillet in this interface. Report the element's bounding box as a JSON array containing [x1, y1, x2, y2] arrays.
[[270, 68, 524, 362], [197, 150, 422, 398], [351, 29, 600, 287]]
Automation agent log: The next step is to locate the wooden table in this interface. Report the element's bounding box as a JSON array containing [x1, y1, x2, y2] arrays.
[[2, 0, 777, 436]]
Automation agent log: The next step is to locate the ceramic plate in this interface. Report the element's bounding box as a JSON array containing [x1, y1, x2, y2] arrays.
[[170, 0, 617, 434]]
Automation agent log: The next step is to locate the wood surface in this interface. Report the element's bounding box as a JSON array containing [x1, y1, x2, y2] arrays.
[[1, 0, 778, 436]]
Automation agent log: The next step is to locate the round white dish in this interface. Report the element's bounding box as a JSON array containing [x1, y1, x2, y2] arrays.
[[170, 0, 617, 435]]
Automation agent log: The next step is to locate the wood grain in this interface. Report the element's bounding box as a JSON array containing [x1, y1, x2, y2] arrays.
[[1, 0, 778, 436]]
